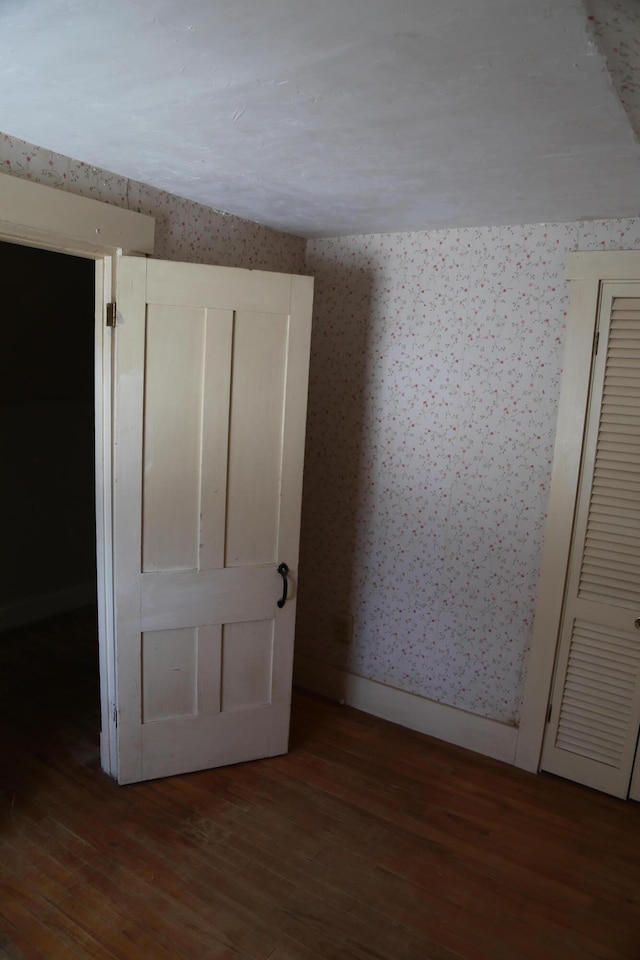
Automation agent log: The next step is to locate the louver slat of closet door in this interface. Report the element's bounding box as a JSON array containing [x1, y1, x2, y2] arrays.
[[556, 623, 640, 767], [578, 300, 640, 610]]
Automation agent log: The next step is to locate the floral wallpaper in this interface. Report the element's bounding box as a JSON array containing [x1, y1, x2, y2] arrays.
[[4, 131, 640, 729], [0, 131, 305, 273], [298, 219, 640, 726], [586, 0, 640, 139]]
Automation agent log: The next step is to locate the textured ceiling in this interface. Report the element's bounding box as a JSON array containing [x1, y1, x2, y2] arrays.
[[1, 0, 639, 237]]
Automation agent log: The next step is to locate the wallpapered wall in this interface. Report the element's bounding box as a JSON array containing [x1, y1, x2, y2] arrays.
[[299, 219, 640, 726], [0, 131, 306, 272], [4, 130, 640, 728]]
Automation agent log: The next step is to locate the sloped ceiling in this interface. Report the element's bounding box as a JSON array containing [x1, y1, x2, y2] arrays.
[[1, 0, 639, 237]]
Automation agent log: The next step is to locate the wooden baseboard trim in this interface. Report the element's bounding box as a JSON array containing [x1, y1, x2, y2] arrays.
[[0, 581, 97, 634], [294, 654, 518, 765]]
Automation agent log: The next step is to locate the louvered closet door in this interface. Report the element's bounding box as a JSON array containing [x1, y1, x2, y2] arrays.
[[541, 285, 640, 798]]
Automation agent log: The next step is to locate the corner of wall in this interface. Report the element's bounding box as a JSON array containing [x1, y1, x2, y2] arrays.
[[294, 653, 519, 765]]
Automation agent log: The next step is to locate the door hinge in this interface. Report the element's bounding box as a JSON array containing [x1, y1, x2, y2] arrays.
[[106, 302, 117, 327], [112, 703, 118, 726], [546, 702, 553, 724], [594, 329, 599, 355]]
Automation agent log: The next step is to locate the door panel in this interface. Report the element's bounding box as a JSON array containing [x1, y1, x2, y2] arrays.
[[225, 312, 288, 566], [113, 256, 313, 783], [142, 627, 198, 722], [221, 620, 274, 711], [142, 304, 214, 572]]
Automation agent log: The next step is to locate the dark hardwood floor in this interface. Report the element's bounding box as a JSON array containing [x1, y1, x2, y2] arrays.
[[1, 608, 640, 959]]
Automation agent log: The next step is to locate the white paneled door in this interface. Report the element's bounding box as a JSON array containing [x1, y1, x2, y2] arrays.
[[111, 257, 313, 784]]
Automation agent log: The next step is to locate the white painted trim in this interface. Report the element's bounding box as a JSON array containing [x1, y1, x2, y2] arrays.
[[567, 250, 640, 281], [514, 275, 601, 772], [516, 256, 640, 775], [294, 654, 518, 765], [95, 257, 117, 776], [0, 172, 154, 255], [0, 174, 157, 780], [0, 581, 97, 634]]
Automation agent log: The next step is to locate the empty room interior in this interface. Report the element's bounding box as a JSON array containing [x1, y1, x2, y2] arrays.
[[2, 0, 640, 957]]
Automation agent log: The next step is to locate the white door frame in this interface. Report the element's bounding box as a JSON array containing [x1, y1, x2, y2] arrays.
[[516, 250, 640, 774], [0, 173, 155, 777]]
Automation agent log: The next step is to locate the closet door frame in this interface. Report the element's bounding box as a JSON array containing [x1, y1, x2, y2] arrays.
[[0, 172, 155, 778], [516, 251, 640, 775]]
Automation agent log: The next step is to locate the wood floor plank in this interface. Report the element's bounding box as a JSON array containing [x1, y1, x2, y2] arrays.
[[0, 892, 86, 960], [2, 607, 640, 960], [265, 743, 639, 906], [197, 760, 629, 960], [0, 828, 243, 960]]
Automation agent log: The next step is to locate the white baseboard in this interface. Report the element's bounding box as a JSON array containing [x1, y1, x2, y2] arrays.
[[0, 581, 96, 633], [294, 654, 518, 765]]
